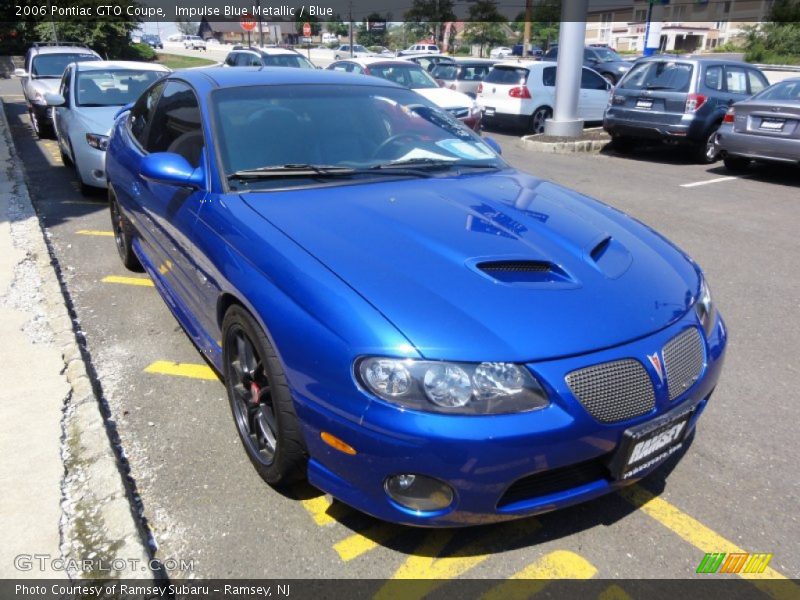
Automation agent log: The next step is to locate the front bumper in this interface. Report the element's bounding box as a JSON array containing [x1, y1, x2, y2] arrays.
[[716, 124, 800, 164], [74, 144, 108, 189], [295, 311, 727, 526]]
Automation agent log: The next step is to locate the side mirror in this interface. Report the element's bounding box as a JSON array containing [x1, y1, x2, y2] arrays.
[[114, 102, 135, 119], [483, 137, 502, 155], [141, 152, 204, 188], [14, 68, 28, 78], [44, 92, 66, 107]]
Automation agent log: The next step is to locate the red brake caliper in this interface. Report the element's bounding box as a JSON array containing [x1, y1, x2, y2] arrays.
[[249, 382, 261, 405]]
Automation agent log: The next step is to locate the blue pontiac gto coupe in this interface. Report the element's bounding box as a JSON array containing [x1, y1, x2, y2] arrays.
[[106, 68, 726, 526]]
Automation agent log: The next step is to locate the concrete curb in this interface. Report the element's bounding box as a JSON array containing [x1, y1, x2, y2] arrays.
[[519, 131, 611, 155], [0, 100, 154, 579]]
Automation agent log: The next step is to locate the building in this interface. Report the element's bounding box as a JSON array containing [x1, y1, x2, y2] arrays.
[[198, 19, 300, 45], [585, 0, 774, 52]]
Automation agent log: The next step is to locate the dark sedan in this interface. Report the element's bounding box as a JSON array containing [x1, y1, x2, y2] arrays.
[[715, 77, 800, 171]]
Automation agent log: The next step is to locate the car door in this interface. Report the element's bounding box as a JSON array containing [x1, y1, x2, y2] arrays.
[[578, 67, 611, 121], [53, 65, 73, 156], [133, 80, 209, 320]]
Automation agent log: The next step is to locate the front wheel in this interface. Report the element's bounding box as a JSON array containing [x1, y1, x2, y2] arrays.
[[529, 106, 552, 134], [603, 72, 617, 85], [222, 306, 307, 486]]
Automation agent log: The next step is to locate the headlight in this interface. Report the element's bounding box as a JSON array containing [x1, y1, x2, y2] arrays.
[[33, 91, 46, 105], [86, 133, 109, 151], [695, 277, 716, 338], [357, 357, 549, 414]]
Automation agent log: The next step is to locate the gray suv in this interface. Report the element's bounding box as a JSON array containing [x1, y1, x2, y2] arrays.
[[604, 57, 769, 163], [15, 42, 100, 138]]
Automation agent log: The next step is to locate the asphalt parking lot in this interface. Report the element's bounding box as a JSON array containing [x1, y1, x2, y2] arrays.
[[2, 77, 799, 588]]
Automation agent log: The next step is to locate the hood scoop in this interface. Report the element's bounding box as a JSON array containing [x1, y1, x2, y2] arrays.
[[474, 259, 571, 285], [587, 236, 633, 279]]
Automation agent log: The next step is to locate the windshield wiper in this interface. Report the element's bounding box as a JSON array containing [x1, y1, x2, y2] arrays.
[[645, 84, 677, 90], [227, 163, 434, 181], [373, 158, 500, 172]]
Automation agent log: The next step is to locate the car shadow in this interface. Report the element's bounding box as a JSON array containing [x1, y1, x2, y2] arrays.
[[282, 434, 695, 560], [598, 142, 702, 165], [706, 162, 800, 187]]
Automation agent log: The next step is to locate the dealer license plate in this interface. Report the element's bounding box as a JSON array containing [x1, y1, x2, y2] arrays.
[[636, 99, 653, 110], [608, 409, 693, 480], [483, 107, 496, 117], [760, 118, 785, 131]]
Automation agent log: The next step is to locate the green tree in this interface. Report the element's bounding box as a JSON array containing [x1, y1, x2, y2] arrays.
[[325, 16, 349, 37], [743, 0, 800, 64], [512, 0, 561, 49], [34, 20, 141, 60], [175, 18, 198, 36], [403, 0, 455, 45], [462, 0, 507, 57], [357, 13, 388, 47]]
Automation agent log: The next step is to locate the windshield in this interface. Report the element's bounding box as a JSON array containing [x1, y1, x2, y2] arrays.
[[368, 64, 438, 89], [212, 84, 504, 190], [753, 80, 800, 102], [77, 69, 165, 106], [593, 47, 622, 62], [432, 65, 457, 80], [263, 53, 315, 69], [32, 53, 99, 78], [619, 61, 693, 92], [485, 66, 528, 85]]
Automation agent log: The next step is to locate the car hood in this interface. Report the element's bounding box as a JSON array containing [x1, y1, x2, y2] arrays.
[[600, 60, 633, 70], [242, 171, 699, 361], [415, 87, 473, 109], [74, 106, 122, 136], [31, 78, 61, 95]]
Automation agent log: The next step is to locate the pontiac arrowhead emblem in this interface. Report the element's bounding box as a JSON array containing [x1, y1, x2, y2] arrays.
[[648, 352, 665, 383]]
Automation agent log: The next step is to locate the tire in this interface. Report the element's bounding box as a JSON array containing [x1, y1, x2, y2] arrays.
[[222, 305, 307, 486], [109, 189, 143, 272], [603, 72, 617, 85], [695, 125, 720, 164], [529, 106, 552, 134], [611, 135, 638, 154], [723, 155, 750, 173], [59, 146, 72, 167], [30, 107, 54, 139]]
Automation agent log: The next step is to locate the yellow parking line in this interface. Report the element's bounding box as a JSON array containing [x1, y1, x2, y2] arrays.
[[101, 275, 154, 287], [598, 585, 634, 600], [375, 518, 540, 599], [480, 551, 597, 600], [620, 485, 795, 599], [144, 361, 218, 381], [76, 229, 113, 236], [301, 496, 338, 526], [334, 522, 398, 561]]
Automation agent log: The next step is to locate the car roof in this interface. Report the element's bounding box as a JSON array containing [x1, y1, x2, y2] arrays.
[[183, 66, 404, 90], [410, 54, 448, 59], [494, 60, 556, 69], [339, 57, 415, 67], [31, 46, 97, 56], [452, 58, 497, 65], [635, 56, 757, 66], [233, 46, 299, 56], [74, 60, 169, 72]]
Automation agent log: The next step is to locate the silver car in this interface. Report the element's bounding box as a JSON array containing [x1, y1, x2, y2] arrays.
[[715, 77, 800, 171], [431, 59, 497, 99]]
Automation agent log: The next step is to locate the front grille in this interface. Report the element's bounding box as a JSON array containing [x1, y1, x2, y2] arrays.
[[497, 454, 611, 508], [566, 359, 655, 423], [662, 327, 705, 401]]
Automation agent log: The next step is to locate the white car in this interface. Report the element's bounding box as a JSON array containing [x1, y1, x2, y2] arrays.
[[477, 60, 612, 134], [489, 46, 512, 58], [184, 36, 207, 50], [327, 58, 482, 131], [398, 43, 440, 56], [333, 44, 373, 60], [47, 60, 169, 192]]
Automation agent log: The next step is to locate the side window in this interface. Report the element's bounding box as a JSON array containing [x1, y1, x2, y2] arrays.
[[351, 64, 364, 74], [330, 62, 349, 72], [59, 67, 72, 105], [247, 53, 262, 66], [725, 66, 748, 94], [234, 53, 251, 67], [704, 65, 723, 91], [581, 68, 607, 90], [129, 81, 166, 148], [747, 69, 767, 94], [225, 53, 237, 66], [542, 66, 556, 87], [145, 81, 204, 169]]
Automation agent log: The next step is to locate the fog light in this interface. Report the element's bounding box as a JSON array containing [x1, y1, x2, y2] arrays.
[[385, 474, 454, 512]]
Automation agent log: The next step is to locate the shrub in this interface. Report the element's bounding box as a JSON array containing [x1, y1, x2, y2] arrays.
[[120, 42, 156, 62]]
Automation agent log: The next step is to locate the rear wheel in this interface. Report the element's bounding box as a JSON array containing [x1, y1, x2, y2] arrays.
[[695, 125, 720, 164], [30, 107, 54, 139], [603, 72, 617, 85], [611, 135, 638, 154], [723, 155, 750, 173], [222, 306, 307, 486], [109, 189, 143, 272], [529, 106, 552, 134]]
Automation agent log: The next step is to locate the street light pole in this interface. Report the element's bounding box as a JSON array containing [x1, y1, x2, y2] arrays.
[[256, 0, 264, 46], [522, 0, 532, 58]]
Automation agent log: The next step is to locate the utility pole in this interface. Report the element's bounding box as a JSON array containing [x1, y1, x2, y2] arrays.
[[256, 0, 264, 46], [45, 0, 58, 43], [522, 0, 532, 57], [349, 0, 354, 57]]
